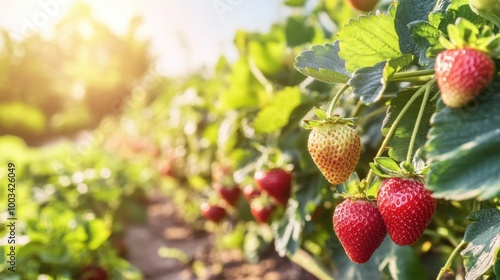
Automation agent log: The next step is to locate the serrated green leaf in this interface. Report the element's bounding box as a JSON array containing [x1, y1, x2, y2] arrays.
[[294, 41, 351, 84], [285, 16, 315, 47], [331, 236, 426, 280], [425, 80, 500, 200], [394, 0, 436, 54], [254, 87, 302, 133], [383, 88, 435, 162], [338, 7, 402, 73], [461, 209, 500, 280], [349, 55, 412, 104], [348, 61, 387, 104], [409, 20, 440, 64]]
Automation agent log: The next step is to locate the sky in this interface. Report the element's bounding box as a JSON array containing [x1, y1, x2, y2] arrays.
[[0, 0, 289, 76]]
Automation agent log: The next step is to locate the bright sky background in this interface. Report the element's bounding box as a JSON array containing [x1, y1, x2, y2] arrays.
[[0, 0, 290, 76]]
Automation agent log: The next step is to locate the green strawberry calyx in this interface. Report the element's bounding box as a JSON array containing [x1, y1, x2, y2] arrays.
[[428, 18, 500, 57], [301, 107, 356, 130], [369, 156, 428, 182], [339, 172, 370, 200]]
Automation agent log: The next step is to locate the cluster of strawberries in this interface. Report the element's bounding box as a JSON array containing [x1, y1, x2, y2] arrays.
[[201, 164, 292, 225], [305, 18, 497, 264]]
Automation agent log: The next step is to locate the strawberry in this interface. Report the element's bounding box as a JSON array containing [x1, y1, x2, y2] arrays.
[[348, 0, 379, 12], [435, 48, 495, 108], [214, 183, 240, 207], [250, 202, 276, 224], [333, 199, 387, 264], [254, 168, 292, 205], [158, 159, 175, 177], [377, 178, 436, 246], [200, 203, 226, 223], [79, 265, 108, 280], [242, 184, 261, 201], [307, 122, 361, 185]]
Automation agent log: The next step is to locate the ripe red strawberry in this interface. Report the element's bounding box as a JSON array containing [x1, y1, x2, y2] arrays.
[[158, 159, 175, 177], [333, 199, 387, 264], [242, 184, 261, 201], [79, 265, 108, 280], [254, 168, 292, 205], [250, 203, 276, 224], [377, 178, 436, 246], [307, 122, 361, 185], [214, 183, 240, 207], [348, 0, 379, 12], [200, 203, 226, 223], [435, 48, 495, 108]]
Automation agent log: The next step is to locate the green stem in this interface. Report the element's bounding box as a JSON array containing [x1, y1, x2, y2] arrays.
[[406, 79, 434, 163], [365, 81, 430, 184], [357, 106, 387, 128], [289, 249, 335, 280], [327, 84, 350, 117], [389, 69, 435, 81], [436, 240, 467, 280]]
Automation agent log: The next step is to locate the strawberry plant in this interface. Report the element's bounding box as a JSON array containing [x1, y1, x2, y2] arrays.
[[6, 0, 500, 278], [139, 0, 500, 277]]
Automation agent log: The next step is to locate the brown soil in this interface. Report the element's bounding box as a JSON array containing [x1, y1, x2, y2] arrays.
[[124, 198, 318, 280]]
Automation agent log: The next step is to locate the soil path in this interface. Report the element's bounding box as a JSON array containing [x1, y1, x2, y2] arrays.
[[124, 197, 317, 280]]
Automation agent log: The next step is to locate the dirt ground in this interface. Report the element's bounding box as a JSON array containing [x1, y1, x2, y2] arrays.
[[124, 198, 318, 280]]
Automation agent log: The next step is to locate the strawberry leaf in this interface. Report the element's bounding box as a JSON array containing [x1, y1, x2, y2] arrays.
[[338, 5, 402, 73], [348, 61, 387, 104], [285, 16, 315, 47], [394, 0, 435, 55], [348, 55, 412, 104], [253, 87, 302, 134], [409, 20, 440, 64], [425, 79, 500, 200], [383, 88, 435, 162], [461, 209, 500, 280], [294, 41, 351, 84]]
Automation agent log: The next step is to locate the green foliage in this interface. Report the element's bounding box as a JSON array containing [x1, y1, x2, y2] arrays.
[[253, 87, 303, 133], [295, 41, 351, 84], [425, 82, 500, 200], [5, 0, 500, 279], [383, 88, 435, 161], [331, 237, 426, 280], [461, 209, 500, 280], [394, 0, 436, 55], [338, 5, 402, 72]]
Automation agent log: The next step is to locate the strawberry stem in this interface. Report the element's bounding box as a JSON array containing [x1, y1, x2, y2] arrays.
[[406, 79, 435, 163], [327, 84, 350, 118], [288, 249, 335, 280], [365, 80, 432, 184], [389, 69, 435, 82], [436, 240, 467, 280]]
